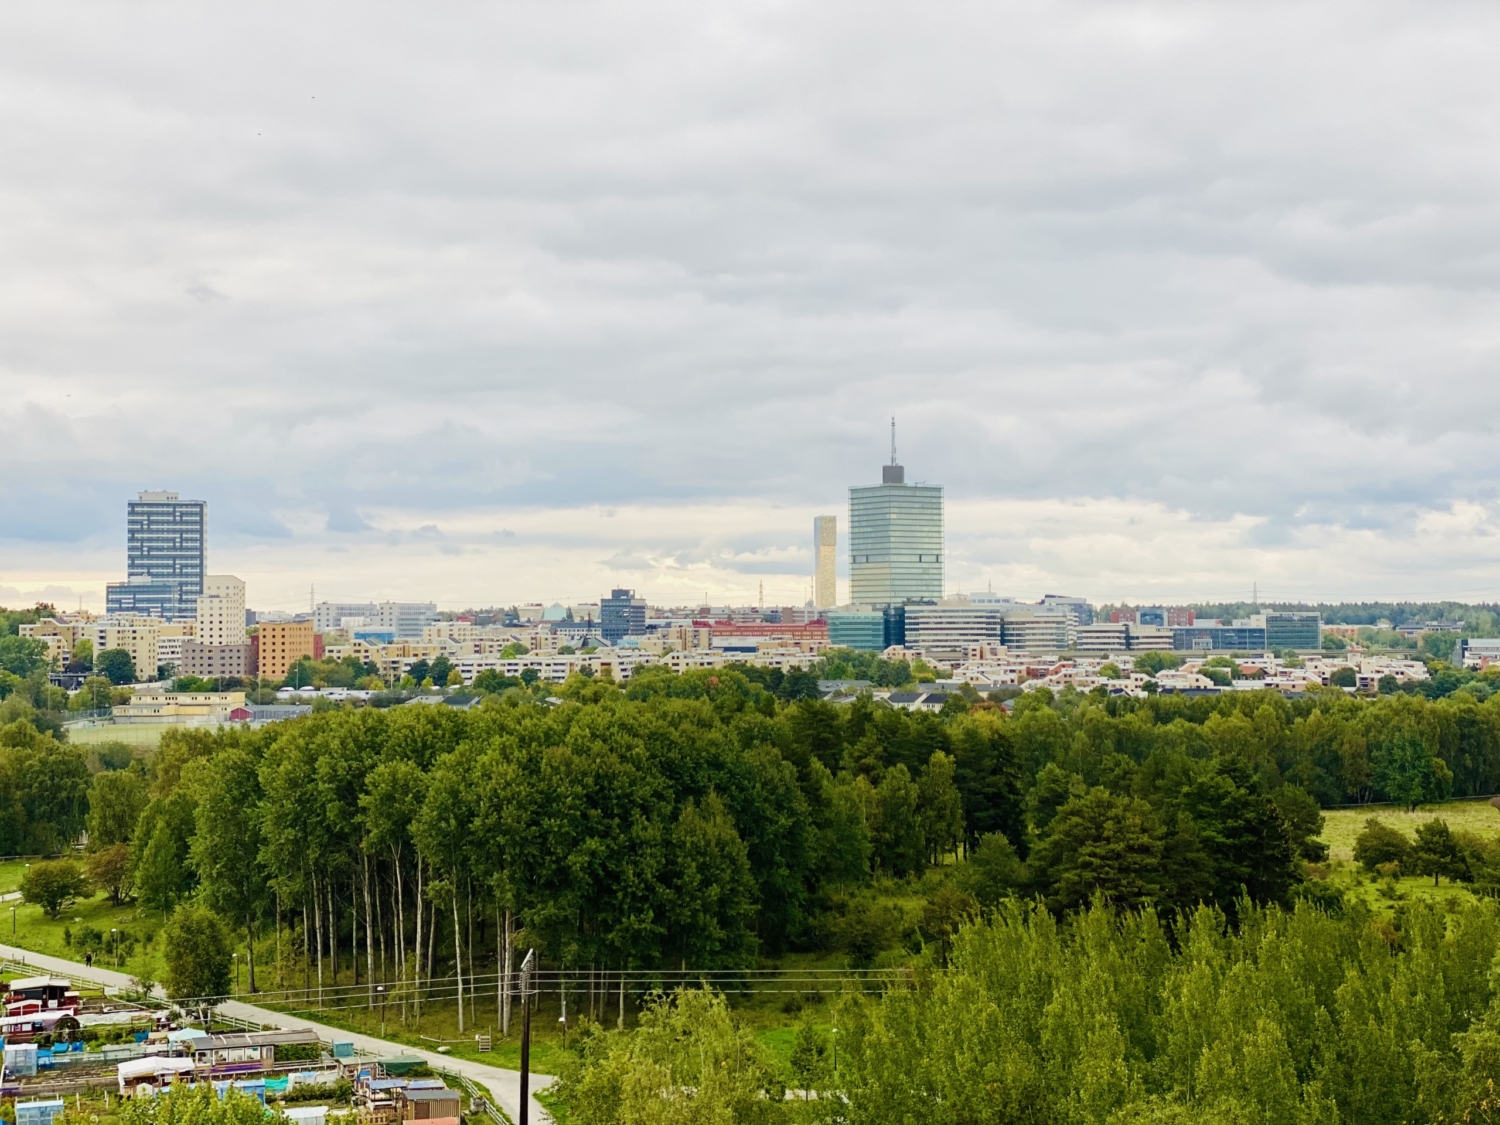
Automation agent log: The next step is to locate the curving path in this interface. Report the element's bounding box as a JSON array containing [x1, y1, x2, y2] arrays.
[[0, 943, 553, 1123]]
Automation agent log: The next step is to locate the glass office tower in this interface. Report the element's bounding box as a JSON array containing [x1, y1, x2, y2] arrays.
[[849, 459, 943, 605], [105, 491, 206, 619]]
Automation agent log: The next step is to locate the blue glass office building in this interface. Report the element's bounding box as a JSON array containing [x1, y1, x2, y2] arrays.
[[849, 460, 943, 606], [105, 491, 206, 620], [827, 605, 906, 651], [1264, 612, 1321, 650]]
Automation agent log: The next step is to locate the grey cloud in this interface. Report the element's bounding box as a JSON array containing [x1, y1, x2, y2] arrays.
[[326, 504, 373, 533], [4, 0, 1500, 598]]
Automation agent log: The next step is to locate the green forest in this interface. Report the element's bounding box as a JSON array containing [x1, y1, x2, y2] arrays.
[[9, 662, 1500, 1119]]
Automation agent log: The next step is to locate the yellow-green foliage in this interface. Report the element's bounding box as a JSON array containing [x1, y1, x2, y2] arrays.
[[556, 989, 785, 1125], [557, 900, 1500, 1125]]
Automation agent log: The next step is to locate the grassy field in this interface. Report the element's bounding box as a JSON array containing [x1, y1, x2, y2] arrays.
[[1322, 797, 1500, 862], [0, 857, 33, 894], [66, 722, 176, 747], [1317, 797, 1500, 919], [7, 888, 169, 983]]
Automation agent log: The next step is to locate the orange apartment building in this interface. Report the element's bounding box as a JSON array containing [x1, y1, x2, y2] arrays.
[[256, 620, 316, 680]]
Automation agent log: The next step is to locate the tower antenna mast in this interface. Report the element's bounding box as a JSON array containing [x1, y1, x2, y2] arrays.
[[890, 416, 897, 465]]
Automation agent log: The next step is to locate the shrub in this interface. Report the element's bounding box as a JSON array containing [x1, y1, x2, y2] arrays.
[[1354, 819, 1413, 873]]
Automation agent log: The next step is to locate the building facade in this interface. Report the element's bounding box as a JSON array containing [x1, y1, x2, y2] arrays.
[[1263, 612, 1321, 651], [312, 601, 439, 638], [314, 601, 377, 632], [903, 602, 1008, 650], [1172, 625, 1268, 651], [177, 640, 253, 678], [195, 575, 246, 647], [114, 691, 245, 725], [849, 458, 943, 605], [600, 589, 647, 643], [104, 491, 207, 620], [826, 607, 889, 651], [813, 516, 837, 609], [1039, 595, 1094, 627], [82, 619, 162, 681], [1000, 612, 1073, 653], [257, 621, 315, 681]]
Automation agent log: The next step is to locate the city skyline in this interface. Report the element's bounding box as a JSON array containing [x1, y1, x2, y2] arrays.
[[7, 481, 1500, 615]]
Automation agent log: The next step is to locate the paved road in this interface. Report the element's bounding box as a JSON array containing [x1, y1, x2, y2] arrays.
[[0, 943, 553, 1123]]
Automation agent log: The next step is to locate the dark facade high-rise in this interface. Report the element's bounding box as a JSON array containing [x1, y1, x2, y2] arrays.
[[104, 491, 206, 620], [601, 588, 647, 643]]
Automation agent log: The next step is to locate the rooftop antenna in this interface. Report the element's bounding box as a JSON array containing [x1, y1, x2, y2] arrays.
[[883, 418, 906, 484], [1253, 582, 1259, 610]]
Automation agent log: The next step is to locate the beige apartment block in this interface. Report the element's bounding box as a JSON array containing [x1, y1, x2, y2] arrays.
[[257, 620, 315, 681], [87, 621, 162, 681], [196, 575, 247, 647]]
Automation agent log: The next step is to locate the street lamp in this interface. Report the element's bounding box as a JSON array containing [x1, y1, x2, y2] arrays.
[[830, 1027, 839, 1080], [111, 928, 119, 968], [232, 953, 239, 995], [10, 905, 15, 938], [518, 949, 535, 1125]]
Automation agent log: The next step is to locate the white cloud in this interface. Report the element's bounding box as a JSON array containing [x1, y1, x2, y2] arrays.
[[3, 0, 1500, 606]]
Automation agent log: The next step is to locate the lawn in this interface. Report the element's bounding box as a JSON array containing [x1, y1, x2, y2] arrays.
[[0, 858, 32, 894], [67, 722, 176, 748], [6, 888, 169, 984]]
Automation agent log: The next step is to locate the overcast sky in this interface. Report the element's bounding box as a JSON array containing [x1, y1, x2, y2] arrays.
[[4, 0, 1500, 612]]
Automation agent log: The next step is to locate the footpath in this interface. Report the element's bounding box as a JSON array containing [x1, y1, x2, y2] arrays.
[[0, 943, 554, 1124]]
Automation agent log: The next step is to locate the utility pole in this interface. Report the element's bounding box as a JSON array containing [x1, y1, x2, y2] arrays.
[[518, 949, 535, 1125]]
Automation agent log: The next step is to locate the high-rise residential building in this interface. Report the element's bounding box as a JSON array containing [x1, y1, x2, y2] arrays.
[[813, 516, 837, 609], [105, 491, 207, 619], [849, 431, 943, 606], [601, 589, 647, 643], [195, 575, 246, 647], [257, 620, 316, 681]]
